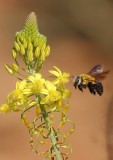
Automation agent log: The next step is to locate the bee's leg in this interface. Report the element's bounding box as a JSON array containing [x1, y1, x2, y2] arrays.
[[95, 81, 103, 96], [88, 82, 96, 95], [78, 84, 83, 92]]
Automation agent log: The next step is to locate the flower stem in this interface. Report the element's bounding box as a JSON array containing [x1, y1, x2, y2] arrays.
[[40, 104, 63, 160]]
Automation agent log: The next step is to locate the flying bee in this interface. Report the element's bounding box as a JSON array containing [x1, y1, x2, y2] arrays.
[[73, 64, 109, 96]]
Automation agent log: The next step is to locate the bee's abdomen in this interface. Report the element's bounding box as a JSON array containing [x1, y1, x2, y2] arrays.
[[95, 81, 103, 96], [88, 81, 103, 96], [88, 82, 96, 95]]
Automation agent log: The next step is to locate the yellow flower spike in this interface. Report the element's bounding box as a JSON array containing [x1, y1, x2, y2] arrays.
[[34, 47, 40, 58], [45, 45, 50, 57], [0, 104, 11, 113], [20, 45, 25, 55], [12, 63, 19, 72], [27, 50, 33, 62], [1, 12, 73, 160], [14, 42, 20, 52], [5, 64, 14, 75], [12, 49, 17, 59]]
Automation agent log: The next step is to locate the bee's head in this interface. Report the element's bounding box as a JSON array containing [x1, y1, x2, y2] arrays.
[[73, 76, 82, 88]]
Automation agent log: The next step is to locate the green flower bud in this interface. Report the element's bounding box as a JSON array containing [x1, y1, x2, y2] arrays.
[[12, 49, 17, 59], [23, 39, 27, 48], [45, 45, 50, 57], [34, 38, 39, 47], [16, 37, 22, 47], [5, 64, 14, 75], [41, 43, 46, 52], [27, 51, 33, 62], [12, 63, 19, 72], [40, 50, 46, 62], [14, 42, 20, 52], [20, 45, 25, 55], [28, 41, 33, 51], [34, 47, 40, 58], [19, 35, 24, 43]]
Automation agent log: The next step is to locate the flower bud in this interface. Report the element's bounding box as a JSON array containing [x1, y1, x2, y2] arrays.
[[14, 42, 20, 52], [12, 49, 17, 59], [34, 38, 39, 47], [34, 47, 40, 58], [16, 37, 22, 47], [20, 45, 25, 55], [23, 39, 27, 48], [27, 50, 33, 62], [5, 64, 14, 75], [45, 45, 50, 57], [28, 41, 33, 51], [12, 63, 19, 72], [40, 50, 46, 62], [41, 43, 46, 52]]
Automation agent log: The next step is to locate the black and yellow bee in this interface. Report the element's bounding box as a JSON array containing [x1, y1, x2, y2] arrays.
[[73, 64, 109, 96]]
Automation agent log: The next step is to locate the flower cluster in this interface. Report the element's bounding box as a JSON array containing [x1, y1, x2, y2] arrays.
[[5, 12, 50, 77], [0, 12, 74, 160], [0, 66, 70, 113]]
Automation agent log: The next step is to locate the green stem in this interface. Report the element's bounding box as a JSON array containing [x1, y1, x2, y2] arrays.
[[40, 104, 62, 160]]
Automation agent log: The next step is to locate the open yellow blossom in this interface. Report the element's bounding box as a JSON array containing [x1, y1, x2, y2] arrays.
[[49, 66, 70, 86], [41, 80, 62, 105], [7, 89, 29, 111], [0, 80, 30, 112], [28, 73, 45, 94]]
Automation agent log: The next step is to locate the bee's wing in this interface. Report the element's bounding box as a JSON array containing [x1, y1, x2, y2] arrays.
[[87, 64, 104, 76], [93, 70, 110, 80]]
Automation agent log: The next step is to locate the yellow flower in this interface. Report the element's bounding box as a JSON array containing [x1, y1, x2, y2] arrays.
[[0, 104, 11, 113], [6, 80, 30, 111], [49, 66, 70, 86], [41, 81, 61, 104], [28, 73, 45, 94], [7, 89, 29, 111], [63, 89, 71, 99]]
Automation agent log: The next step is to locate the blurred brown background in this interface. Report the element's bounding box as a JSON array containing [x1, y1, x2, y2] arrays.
[[0, 0, 113, 160]]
